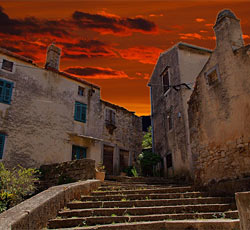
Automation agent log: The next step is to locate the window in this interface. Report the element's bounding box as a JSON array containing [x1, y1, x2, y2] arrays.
[[72, 145, 86, 160], [205, 65, 220, 86], [105, 108, 116, 126], [167, 109, 173, 131], [166, 153, 173, 168], [1, 59, 14, 72], [161, 67, 170, 94], [78, 86, 85, 96], [74, 101, 87, 123], [0, 79, 13, 104], [0, 134, 6, 159]]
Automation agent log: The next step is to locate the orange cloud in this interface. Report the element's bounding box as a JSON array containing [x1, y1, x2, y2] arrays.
[[64, 66, 130, 79], [205, 23, 214, 27], [243, 34, 250, 39], [118, 46, 163, 64], [179, 33, 203, 40], [196, 18, 205, 22]]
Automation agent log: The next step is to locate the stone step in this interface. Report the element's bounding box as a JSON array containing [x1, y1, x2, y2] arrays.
[[58, 203, 236, 218], [48, 216, 239, 229], [98, 185, 167, 191], [81, 191, 208, 201], [91, 186, 194, 196], [67, 197, 234, 209]]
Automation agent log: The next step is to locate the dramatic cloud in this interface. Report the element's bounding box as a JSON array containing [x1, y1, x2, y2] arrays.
[[72, 11, 157, 36], [60, 39, 117, 60], [243, 34, 250, 39], [64, 66, 129, 79], [118, 46, 163, 64], [0, 6, 68, 37]]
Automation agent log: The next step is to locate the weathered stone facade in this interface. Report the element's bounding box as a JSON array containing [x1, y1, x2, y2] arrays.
[[39, 159, 95, 190], [188, 10, 250, 186], [149, 43, 211, 179], [0, 45, 142, 174]]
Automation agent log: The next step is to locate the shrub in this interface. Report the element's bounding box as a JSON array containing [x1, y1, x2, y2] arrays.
[[138, 150, 162, 176], [0, 163, 39, 212]]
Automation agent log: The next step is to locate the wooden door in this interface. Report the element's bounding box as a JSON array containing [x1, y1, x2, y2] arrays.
[[103, 145, 114, 175]]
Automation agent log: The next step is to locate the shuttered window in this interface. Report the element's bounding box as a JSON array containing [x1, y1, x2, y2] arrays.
[[0, 79, 13, 104], [74, 101, 87, 123], [105, 109, 115, 125], [0, 134, 6, 159], [72, 145, 87, 160]]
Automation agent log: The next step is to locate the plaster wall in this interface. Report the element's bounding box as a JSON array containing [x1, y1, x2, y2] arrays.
[[0, 53, 102, 168]]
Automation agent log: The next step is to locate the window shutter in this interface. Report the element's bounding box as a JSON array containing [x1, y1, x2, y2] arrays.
[[0, 81, 3, 101], [105, 109, 109, 121], [111, 111, 115, 124], [82, 104, 87, 123], [4, 82, 13, 104], [0, 134, 5, 159]]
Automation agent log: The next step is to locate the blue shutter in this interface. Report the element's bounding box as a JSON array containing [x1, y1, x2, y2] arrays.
[[74, 102, 87, 123], [0, 81, 3, 101], [0, 134, 5, 159], [82, 104, 87, 123], [3, 82, 13, 104], [0, 79, 13, 104]]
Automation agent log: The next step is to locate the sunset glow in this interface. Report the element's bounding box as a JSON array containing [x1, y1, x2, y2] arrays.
[[1, 1, 250, 115]]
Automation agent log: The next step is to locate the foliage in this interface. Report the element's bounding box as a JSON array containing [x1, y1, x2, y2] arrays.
[[0, 163, 39, 212], [142, 126, 152, 149], [138, 150, 161, 176], [96, 163, 105, 172], [131, 167, 138, 177]]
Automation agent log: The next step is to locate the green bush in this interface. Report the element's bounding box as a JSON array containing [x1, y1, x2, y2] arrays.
[[0, 163, 39, 212], [138, 150, 161, 176]]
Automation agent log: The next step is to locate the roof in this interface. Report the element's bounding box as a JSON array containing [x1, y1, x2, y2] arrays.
[[177, 42, 212, 54], [46, 67, 100, 90], [101, 99, 137, 116], [0, 46, 100, 90], [148, 42, 212, 86], [0, 47, 35, 65]]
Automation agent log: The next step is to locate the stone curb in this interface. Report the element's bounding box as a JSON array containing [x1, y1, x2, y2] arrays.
[[0, 179, 101, 230]]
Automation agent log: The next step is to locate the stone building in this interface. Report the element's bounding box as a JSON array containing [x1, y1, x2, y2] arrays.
[[188, 10, 250, 186], [0, 44, 142, 175], [149, 43, 211, 179]]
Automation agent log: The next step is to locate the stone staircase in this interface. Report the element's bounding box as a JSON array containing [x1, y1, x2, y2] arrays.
[[46, 181, 240, 229]]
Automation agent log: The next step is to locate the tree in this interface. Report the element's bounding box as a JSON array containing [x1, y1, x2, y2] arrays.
[[142, 126, 152, 149]]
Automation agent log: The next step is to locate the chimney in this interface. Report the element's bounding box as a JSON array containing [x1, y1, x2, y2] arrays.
[[45, 43, 61, 70], [213, 9, 244, 51]]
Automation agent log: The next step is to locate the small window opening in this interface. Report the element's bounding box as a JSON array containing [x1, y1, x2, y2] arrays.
[[2, 59, 14, 72], [166, 153, 173, 168], [167, 109, 173, 131], [162, 69, 170, 94], [205, 65, 220, 86], [78, 86, 85, 96]]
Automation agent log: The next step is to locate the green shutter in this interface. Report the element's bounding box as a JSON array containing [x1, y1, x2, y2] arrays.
[[0, 134, 5, 159], [0, 79, 13, 104], [74, 102, 87, 123]]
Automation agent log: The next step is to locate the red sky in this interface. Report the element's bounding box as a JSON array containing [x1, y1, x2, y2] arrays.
[[0, 1, 250, 115]]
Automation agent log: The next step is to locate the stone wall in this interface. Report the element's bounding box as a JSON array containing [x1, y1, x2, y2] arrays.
[[188, 10, 250, 187], [149, 44, 210, 180], [236, 191, 250, 230], [39, 159, 95, 190], [0, 180, 100, 230]]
